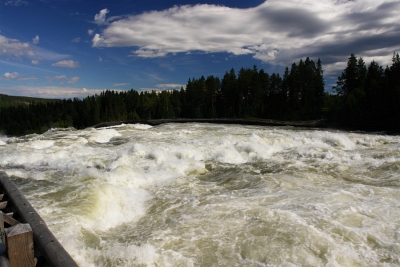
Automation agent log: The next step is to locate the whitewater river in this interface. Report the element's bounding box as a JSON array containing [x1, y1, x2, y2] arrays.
[[0, 123, 399, 266]]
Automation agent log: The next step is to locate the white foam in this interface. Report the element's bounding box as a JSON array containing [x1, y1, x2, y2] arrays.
[[1, 123, 399, 266], [214, 146, 246, 164], [128, 123, 153, 130], [88, 129, 121, 143], [79, 183, 152, 231], [30, 140, 55, 149], [319, 132, 356, 150]]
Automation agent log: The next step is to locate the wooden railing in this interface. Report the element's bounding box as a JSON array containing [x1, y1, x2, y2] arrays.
[[0, 171, 78, 267]]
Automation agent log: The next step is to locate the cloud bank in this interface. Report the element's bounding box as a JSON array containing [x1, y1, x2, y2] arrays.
[[0, 86, 105, 99], [92, 0, 400, 77]]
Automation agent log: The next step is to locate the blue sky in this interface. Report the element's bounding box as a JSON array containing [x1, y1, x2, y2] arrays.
[[1, 0, 399, 99]]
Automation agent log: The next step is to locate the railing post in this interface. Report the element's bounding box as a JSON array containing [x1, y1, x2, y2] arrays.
[[5, 223, 35, 267]]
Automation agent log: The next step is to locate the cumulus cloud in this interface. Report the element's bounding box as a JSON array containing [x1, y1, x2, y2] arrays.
[[3, 72, 20, 80], [32, 35, 39, 44], [0, 34, 35, 58], [71, 37, 81, 43], [94, 8, 109, 24], [51, 60, 80, 68], [31, 60, 39, 65], [88, 29, 94, 35], [92, 0, 400, 77]]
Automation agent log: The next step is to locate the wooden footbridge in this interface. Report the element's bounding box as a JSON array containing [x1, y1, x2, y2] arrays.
[[0, 171, 78, 267]]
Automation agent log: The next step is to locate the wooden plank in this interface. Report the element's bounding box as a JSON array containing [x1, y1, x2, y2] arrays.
[[5, 223, 35, 267], [0, 202, 7, 210], [2, 213, 19, 226], [0, 171, 78, 267]]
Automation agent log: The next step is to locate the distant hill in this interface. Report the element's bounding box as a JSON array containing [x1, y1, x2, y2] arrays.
[[0, 94, 60, 108]]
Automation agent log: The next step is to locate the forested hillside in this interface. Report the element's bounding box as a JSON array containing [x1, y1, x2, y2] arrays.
[[0, 53, 399, 135], [0, 94, 58, 108]]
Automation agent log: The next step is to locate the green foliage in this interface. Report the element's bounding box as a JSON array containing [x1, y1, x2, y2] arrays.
[[0, 94, 58, 108], [3, 53, 399, 135], [332, 52, 400, 131]]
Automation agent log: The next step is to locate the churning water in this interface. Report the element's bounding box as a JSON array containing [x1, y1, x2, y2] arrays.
[[0, 123, 399, 267]]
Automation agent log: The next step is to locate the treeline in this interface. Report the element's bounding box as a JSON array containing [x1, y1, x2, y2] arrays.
[[0, 57, 324, 135], [0, 53, 399, 135], [331, 52, 400, 131], [0, 94, 58, 108]]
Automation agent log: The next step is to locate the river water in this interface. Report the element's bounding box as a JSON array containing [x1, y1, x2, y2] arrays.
[[0, 123, 399, 267]]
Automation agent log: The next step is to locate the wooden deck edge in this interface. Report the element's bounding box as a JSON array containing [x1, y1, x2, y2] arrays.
[[0, 171, 78, 267]]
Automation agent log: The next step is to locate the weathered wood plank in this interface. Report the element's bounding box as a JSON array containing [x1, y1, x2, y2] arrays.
[[0, 171, 78, 267], [2, 213, 18, 226], [5, 223, 35, 267]]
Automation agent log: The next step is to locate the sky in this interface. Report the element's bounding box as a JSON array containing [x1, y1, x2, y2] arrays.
[[0, 0, 399, 99]]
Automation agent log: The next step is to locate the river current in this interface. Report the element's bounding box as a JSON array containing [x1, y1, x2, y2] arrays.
[[0, 123, 399, 266]]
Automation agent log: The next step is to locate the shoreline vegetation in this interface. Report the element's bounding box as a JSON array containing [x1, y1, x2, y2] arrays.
[[1, 53, 399, 135]]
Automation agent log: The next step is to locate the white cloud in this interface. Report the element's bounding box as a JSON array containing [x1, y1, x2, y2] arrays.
[[0, 34, 35, 58], [113, 83, 129, 87], [0, 85, 107, 99], [92, 34, 104, 47], [98, 56, 103, 62], [32, 35, 39, 44], [5, 0, 28, 6], [92, 0, 400, 78], [132, 49, 168, 58], [156, 84, 185, 90], [94, 8, 109, 24], [3, 72, 20, 80], [68, 76, 80, 84], [46, 75, 67, 82], [0, 34, 67, 63], [71, 37, 81, 43], [46, 75, 80, 84], [51, 60, 80, 68], [34, 47, 69, 61], [88, 29, 94, 36]]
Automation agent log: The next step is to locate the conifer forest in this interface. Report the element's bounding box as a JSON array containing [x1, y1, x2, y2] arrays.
[[1, 53, 399, 135]]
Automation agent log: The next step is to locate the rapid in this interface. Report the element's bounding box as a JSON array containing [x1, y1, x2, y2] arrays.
[[0, 123, 399, 267]]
